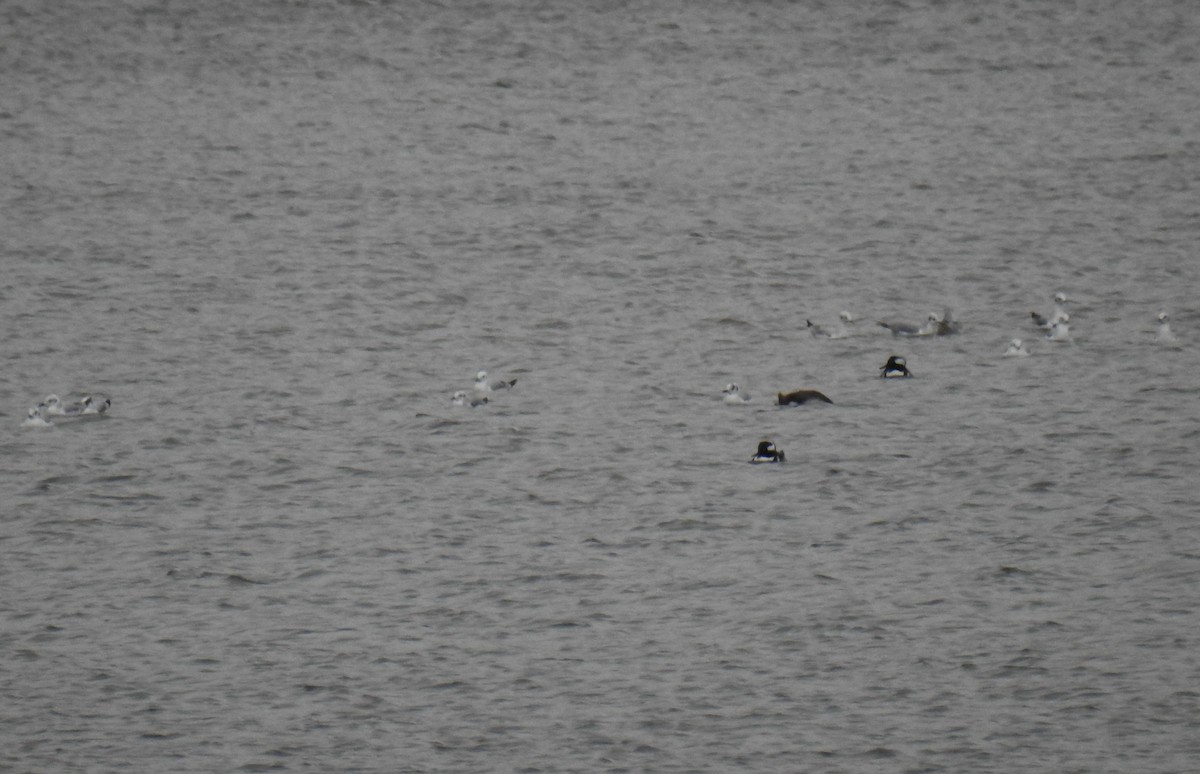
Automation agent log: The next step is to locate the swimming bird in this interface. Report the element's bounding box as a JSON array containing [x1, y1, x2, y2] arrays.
[[81, 396, 111, 414], [1003, 338, 1031, 357], [1050, 293, 1070, 322], [22, 407, 52, 428], [1032, 292, 1069, 329], [879, 355, 912, 378], [452, 390, 488, 408], [878, 312, 951, 337], [1156, 311, 1178, 343], [721, 383, 751, 404], [777, 388, 833, 406], [473, 370, 517, 393], [877, 316, 929, 337], [41, 394, 87, 417], [931, 309, 962, 336], [1045, 317, 1071, 342], [807, 310, 856, 339], [749, 440, 785, 464]]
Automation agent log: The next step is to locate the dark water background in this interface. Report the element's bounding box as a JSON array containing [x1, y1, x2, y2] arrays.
[[3, 1, 1199, 771]]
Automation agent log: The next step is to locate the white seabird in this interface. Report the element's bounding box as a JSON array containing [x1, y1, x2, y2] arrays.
[[41, 394, 87, 417], [1045, 317, 1071, 342], [1050, 292, 1070, 324], [452, 390, 488, 408], [1003, 338, 1031, 357], [877, 315, 933, 337], [931, 309, 962, 335], [473, 370, 518, 393], [22, 407, 53, 428], [721, 383, 751, 404], [1156, 311, 1178, 344], [81, 396, 111, 414]]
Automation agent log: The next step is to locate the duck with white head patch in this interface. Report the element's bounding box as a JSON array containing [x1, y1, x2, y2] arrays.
[[879, 355, 912, 378], [749, 440, 785, 464]]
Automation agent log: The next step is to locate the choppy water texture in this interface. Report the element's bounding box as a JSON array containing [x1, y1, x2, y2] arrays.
[[4, 1, 1200, 771]]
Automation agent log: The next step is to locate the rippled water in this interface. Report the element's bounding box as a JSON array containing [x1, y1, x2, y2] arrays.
[[4, 1, 1200, 771]]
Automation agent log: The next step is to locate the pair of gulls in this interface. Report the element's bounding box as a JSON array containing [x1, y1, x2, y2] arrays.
[[22, 393, 111, 427], [451, 370, 517, 408], [877, 310, 962, 338], [808, 310, 963, 338], [1028, 291, 1072, 344]]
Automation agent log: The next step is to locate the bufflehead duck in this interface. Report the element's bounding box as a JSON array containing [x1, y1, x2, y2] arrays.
[[777, 388, 833, 406], [749, 440, 785, 464], [879, 355, 912, 378], [1156, 311, 1178, 343], [473, 370, 517, 393], [22, 407, 53, 428], [452, 390, 488, 408], [721, 383, 751, 404], [1003, 338, 1031, 357]]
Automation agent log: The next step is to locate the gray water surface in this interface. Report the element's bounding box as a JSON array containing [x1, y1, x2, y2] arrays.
[[3, 1, 1199, 772]]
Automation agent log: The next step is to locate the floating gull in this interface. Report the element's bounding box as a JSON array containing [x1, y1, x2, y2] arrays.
[[473, 370, 518, 393], [749, 440, 785, 464], [22, 407, 53, 428], [721, 383, 751, 404], [40, 394, 86, 417], [40, 393, 110, 419], [1155, 311, 1178, 344], [877, 316, 930, 337], [452, 390, 488, 408], [931, 309, 962, 336], [1003, 338, 1031, 357], [81, 396, 111, 414], [878, 311, 958, 337], [879, 355, 912, 378], [1045, 317, 1071, 342]]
